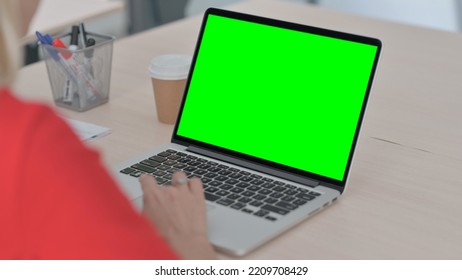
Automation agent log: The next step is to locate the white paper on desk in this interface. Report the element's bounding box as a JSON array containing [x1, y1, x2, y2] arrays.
[[66, 118, 111, 142]]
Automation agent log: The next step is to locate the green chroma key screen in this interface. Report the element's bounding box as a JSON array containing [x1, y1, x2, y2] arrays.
[[177, 14, 378, 181]]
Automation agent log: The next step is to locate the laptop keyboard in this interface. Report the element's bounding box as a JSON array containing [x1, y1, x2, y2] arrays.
[[120, 149, 320, 222]]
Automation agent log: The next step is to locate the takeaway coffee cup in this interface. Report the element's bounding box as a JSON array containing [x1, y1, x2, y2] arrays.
[[149, 54, 192, 124]]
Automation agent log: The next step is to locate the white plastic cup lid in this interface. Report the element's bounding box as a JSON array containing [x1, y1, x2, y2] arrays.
[[148, 54, 192, 80]]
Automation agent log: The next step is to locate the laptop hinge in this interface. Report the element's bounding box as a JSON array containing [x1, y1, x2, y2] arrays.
[[186, 146, 320, 187]]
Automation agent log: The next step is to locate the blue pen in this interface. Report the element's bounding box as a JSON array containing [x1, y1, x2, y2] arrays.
[[36, 31, 59, 60]]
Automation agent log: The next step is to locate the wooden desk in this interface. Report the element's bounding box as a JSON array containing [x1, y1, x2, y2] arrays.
[[13, 0, 462, 259], [22, 0, 124, 44]]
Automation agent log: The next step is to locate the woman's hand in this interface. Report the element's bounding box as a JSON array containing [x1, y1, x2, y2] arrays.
[[140, 172, 216, 259]]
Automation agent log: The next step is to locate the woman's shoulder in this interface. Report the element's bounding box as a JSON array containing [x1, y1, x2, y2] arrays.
[[0, 87, 59, 126]]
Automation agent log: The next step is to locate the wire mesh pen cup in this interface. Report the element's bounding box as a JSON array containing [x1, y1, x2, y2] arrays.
[[39, 32, 115, 112]]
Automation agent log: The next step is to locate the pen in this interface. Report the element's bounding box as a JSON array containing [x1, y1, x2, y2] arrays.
[[52, 38, 74, 102], [84, 38, 96, 78], [79, 22, 88, 48], [69, 25, 80, 51]]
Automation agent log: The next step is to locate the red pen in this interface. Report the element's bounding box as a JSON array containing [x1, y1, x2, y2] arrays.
[[52, 38, 72, 59]]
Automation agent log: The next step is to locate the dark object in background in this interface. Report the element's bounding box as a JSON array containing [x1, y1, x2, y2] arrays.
[[127, 0, 189, 34]]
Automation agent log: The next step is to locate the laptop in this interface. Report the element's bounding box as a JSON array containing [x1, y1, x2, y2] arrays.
[[113, 8, 382, 256]]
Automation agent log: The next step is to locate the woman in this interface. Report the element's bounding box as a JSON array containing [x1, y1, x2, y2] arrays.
[[0, 0, 216, 259]]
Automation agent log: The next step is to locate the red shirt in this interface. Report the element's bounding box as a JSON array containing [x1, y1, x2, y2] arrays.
[[0, 88, 177, 259]]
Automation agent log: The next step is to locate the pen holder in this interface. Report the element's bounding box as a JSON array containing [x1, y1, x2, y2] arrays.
[[39, 32, 115, 112]]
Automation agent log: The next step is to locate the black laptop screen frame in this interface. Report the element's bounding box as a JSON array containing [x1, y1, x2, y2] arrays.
[[172, 8, 382, 191]]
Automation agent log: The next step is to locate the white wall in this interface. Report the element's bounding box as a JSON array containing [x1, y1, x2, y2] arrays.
[[319, 0, 459, 32]]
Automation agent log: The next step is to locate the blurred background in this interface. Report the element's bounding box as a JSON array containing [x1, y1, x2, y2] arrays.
[[24, 0, 462, 64]]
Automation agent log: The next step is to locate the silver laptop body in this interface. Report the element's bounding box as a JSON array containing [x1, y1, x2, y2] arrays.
[[112, 8, 381, 256]]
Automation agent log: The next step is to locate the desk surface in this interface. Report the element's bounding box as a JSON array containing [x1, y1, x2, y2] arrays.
[[13, 0, 462, 259], [22, 0, 124, 44]]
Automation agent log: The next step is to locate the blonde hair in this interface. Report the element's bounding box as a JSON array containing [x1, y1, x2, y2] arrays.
[[0, 0, 21, 87]]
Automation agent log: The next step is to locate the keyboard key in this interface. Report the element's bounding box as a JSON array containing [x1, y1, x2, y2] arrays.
[[129, 171, 144, 178], [209, 181, 222, 187], [173, 163, 187, 169], [293, 199, 308, 206], [272, 186, 287, 193], [230, 187, 245, 194], [252, 194, 266, 201], [281, 195, 296, 202], [231, 202, 246, 210], [205, 186, 219, 193], [198, 163, 212, 169], [219, 184, 233, 190], [156, 178, 168, 185], [205, 192, 220, 202], [208, 167, 222, 173], [236, 182, 250, 188], [214, 175, 228, 182], [248, 185, 261, 192], [261, 204, 289, 215], [183, 166, 197, 172], [240, 176, 253, 182], [204, 173, 218, 178], [149, 155, 167, 163], [152, 170, 167, 177], [157, 165, 171, 171], [131, 163, 155, 173], [269, 192, 284, 199], [295, 193, 316, 201], [238, 197, 252, 204], [264, 197, 278, 204], [285, 189, 299, 196], [194, 169, 207, 175], [218, 170, 232, 176], [227, 194, 240, 200], [201, 177, 212, 184], [265, 216, 277, 221], [254, 210, 269, 217], [242, 208, 253, 214], [216, 190, 230, 197], [250, 179, 264, 185], [177, 158, 191, 163], [163, 160, 177, 166], [141, 159, 161, 167], [157, 151, 172, 157], [249, 200, 264, 207], [225, 178, 239, 185], [309, 191, 321, 196], [120, 167, 136, 174], [217, 198, 234, 206], [165, 149, 177, 154], [168, 154, 182, 160], [228, 173, 243, 179], [241, 191, 256, 197], [258, 189, 272, 195], [275, 201, 298, 211]]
